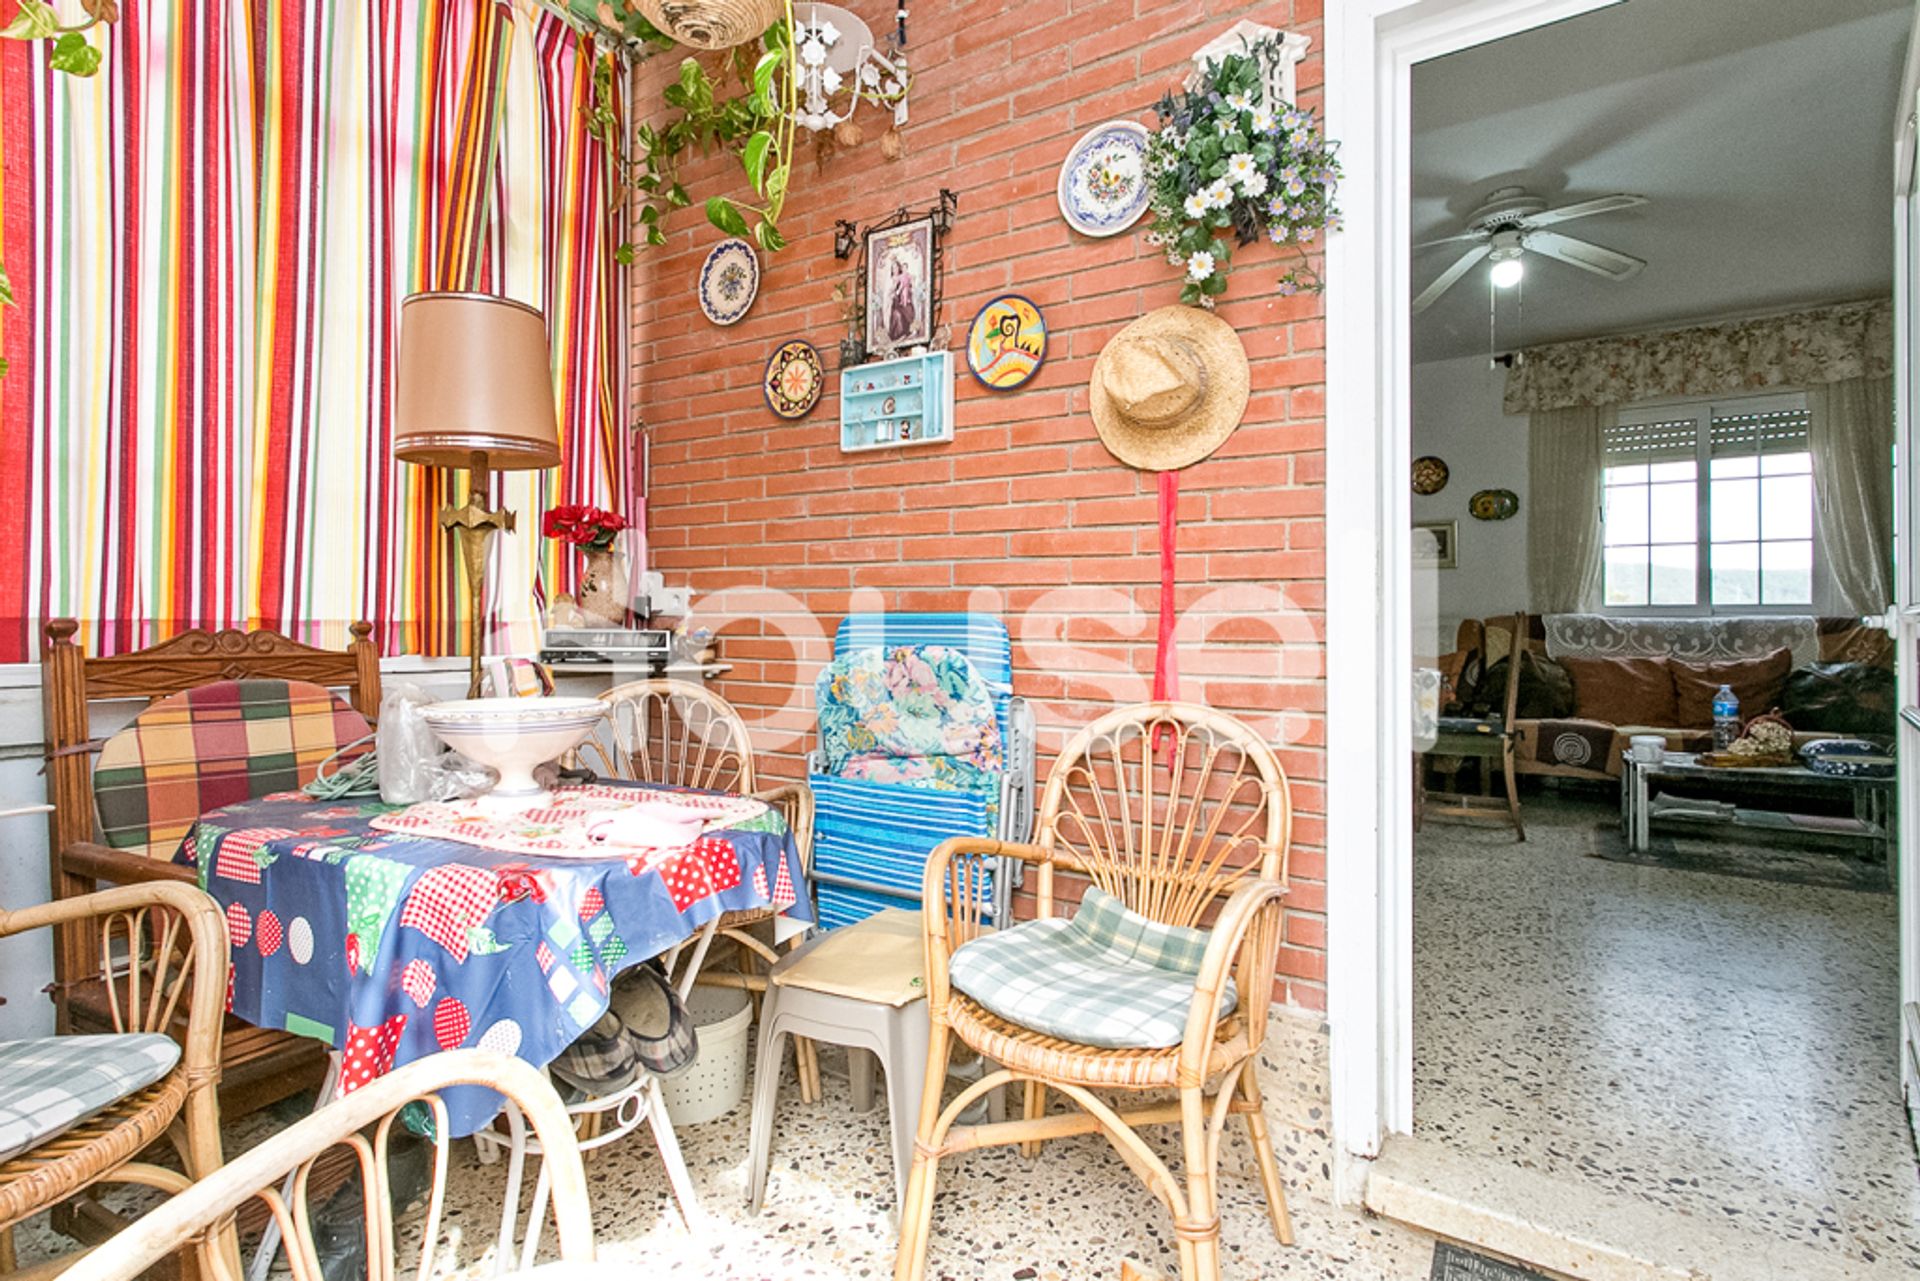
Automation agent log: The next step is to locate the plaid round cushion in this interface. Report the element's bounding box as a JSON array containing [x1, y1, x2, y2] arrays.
[[948, 887, 1237, 1051], [0, 1033, 181, 1163], [94, 678, 372, 862]]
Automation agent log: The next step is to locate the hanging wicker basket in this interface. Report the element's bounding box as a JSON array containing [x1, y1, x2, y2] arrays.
[[630, 0, 782, 49]]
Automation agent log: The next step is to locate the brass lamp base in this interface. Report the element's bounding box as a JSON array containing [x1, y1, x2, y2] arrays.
[[440, 454, 513, 698]]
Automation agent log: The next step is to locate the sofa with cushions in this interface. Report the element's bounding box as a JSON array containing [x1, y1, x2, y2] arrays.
[[1448, 614, 1895, 783]]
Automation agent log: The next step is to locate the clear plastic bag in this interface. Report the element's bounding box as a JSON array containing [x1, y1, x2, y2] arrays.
[[377, 684, 495, 804]]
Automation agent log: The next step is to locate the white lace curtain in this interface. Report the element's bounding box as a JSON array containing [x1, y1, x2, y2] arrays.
[[1808, 376, 1895, 614], [1527, 405, 1612, 613]]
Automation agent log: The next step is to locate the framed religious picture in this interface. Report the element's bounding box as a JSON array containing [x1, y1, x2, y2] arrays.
[[864, 215, 934, 356]]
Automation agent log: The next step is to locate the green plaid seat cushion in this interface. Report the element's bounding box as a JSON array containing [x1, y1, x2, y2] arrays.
[[93, 678, 372, 862], [948, 887, 1237, 1050], [0, 1033, 181, 1162]]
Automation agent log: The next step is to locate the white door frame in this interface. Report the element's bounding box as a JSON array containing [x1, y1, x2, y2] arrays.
[[1891, 0, 1920, 1141], [1321, 0, 1627, 1198]]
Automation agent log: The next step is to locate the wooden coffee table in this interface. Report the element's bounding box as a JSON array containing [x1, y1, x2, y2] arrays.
[[1621, 752, 1893, 864]]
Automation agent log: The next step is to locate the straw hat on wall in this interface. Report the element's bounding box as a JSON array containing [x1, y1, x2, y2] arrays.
[[1089, 305, 1250, 472]]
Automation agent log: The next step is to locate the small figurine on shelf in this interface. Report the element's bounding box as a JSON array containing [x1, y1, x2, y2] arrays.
[[543, 503, 631, 626], [672, 624, 716, 665]]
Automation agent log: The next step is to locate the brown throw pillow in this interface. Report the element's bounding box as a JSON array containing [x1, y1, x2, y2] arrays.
[[1670, 648, 1793, 728], [1560, 656, 1677, 727]]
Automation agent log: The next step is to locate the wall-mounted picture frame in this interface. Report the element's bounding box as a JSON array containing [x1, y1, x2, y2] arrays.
[[864, 215, 934, 356], [1413, 520, 1457, 569]]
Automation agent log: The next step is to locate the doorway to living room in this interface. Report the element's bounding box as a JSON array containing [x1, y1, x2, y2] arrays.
[[1398, 0, 1918, 1272]]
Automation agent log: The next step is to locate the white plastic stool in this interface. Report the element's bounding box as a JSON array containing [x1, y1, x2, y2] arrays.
[[747, 909, 930, 1212]]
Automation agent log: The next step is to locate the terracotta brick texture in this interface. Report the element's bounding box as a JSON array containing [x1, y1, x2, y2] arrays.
[[628, 1, 1329, 1008]]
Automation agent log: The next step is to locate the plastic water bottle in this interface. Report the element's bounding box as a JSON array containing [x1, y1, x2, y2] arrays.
[[1711, 684, 1740, 751]]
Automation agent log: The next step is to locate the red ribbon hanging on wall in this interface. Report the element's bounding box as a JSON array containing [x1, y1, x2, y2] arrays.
[[1151, 471, 1181, 763], [1153, 470, 1180, 703]]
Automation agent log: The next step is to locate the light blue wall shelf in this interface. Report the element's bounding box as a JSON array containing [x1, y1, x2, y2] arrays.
[[839, 351, 954, 453]]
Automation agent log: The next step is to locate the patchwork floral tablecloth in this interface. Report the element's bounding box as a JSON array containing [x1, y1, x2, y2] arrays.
[[181, 782, 810, 1134]]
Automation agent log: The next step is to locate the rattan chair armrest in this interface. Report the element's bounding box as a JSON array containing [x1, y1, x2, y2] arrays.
[[56, 1051, 593, 1281], [752, 780, 815, 876], [1179, 878, 1288, 1076], [0, 881, 228, 1072], [919, 836, 1048, 1006], [60, 841, 198, 887]]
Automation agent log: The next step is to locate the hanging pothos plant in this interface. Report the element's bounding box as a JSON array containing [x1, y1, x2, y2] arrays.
[[588, 3, 799, 259], [1143, 37, 1342, 307], [0, 0, 114, 376]]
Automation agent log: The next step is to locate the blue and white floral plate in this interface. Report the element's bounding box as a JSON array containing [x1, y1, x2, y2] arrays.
[[698, 237, 759, 326], [1057, 120, 1151, 238]]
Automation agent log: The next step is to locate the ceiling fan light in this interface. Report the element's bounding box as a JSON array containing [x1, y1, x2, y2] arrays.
[[1489, 257, 1524, 289]]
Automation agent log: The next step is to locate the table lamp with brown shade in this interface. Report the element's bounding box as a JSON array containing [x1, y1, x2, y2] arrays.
[[394, 292, 561, 697]]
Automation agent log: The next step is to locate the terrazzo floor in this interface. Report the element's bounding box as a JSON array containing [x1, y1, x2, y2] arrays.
[[1414, 790, 1920, 1270], [16, 1021, 1441, 1280]]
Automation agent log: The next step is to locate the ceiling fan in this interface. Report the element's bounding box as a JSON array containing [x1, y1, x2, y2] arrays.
[[1413, 186, 1648, 314]]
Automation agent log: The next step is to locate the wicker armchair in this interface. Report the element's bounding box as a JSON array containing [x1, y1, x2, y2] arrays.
[[587, 679, 814, 964], [896, 703, 1293, 1281], [57, 1050, 596, 1281], [586, 680, 819, 1092], [0, 882, 227, 1273]]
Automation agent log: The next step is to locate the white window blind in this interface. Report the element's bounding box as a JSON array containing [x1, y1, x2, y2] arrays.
[[1708, 406, 1811, 457], [1603, 418, 1697, 462]]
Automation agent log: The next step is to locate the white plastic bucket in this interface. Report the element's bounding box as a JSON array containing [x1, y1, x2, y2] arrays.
[[660, 984, 754, 1126]]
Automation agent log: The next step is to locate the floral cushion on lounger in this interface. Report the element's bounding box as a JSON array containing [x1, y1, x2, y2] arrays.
[[947, 888, 1237, 1050], [0, 1033, 182, 1163], [815, 645, 1003, 792]]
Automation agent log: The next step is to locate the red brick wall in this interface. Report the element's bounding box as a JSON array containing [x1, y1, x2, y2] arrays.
[[629, 1, 1329, 1007]]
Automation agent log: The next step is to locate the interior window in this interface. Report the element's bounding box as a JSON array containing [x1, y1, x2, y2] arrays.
[[1602, 396, 1814, 611]]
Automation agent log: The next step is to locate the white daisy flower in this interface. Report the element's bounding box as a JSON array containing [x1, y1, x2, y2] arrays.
[[1204, 178, 1234, 209], [1183, 192, 1209, 219], [1186, 251, 1216, 282], [1238, 169, 1269, 198], [1250, 107, 1275, 134], [1226, 152, 1257, 183], [1225, 89, 1254, 113]]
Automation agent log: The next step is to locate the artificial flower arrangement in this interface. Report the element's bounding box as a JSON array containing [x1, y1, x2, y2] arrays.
[[542, 504, 628, 552], [1143, 37, 1342, 306]]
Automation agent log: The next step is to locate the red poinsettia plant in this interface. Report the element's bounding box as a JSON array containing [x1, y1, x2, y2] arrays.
[[542, 504, 628, 552]]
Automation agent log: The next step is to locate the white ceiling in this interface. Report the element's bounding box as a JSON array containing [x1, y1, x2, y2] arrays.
[[1410, 0, 1910, 363]]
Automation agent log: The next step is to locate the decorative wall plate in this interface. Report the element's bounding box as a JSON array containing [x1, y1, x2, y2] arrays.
[[1468, 488, 1520, 521], [1411, 455, 1449, 495], [1057, 120, 1151, 237], [763, 340, 825, 419], [966, 294, 1047, 389], [697, 238, 759, 326]]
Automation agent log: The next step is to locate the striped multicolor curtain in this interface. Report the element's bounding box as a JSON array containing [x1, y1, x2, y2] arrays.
[[0, 0, 627, 663]]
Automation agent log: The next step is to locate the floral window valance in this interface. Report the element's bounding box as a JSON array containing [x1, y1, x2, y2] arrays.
[[1502, 298, 1893, 414]]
